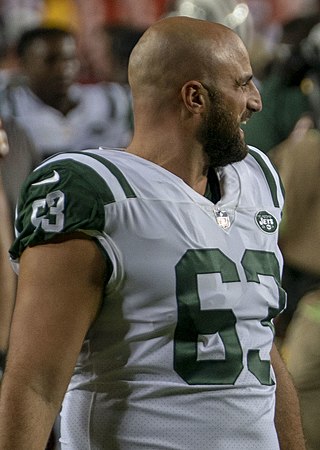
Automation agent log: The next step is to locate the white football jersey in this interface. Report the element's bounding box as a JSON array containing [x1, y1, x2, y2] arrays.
[[11, 147, 285, 450]]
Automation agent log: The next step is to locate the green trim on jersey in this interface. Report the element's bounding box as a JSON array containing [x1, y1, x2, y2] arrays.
[[10, 153, 136, 260], [37, 151, 138, 203], [58, 158, 116, 205], [249, 149, 282, 207], [84, 152, 136, 199]]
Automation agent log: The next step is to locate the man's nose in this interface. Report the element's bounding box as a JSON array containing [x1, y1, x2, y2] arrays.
[[248, 83, 262, 113]]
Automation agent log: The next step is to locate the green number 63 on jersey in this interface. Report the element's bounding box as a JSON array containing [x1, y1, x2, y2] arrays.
[[174, 248, 286, 386]]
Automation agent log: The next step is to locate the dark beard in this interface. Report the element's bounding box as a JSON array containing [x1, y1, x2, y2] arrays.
[[197, 87, 248, 169]]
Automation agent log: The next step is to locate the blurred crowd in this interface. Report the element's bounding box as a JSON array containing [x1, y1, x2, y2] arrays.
[[0, 1, 320, 449]]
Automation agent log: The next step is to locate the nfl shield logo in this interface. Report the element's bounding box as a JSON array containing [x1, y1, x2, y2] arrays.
[[215, 210, 231, 230]]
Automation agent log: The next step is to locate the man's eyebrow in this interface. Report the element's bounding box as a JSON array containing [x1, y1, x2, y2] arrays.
[[237, 74, 253, 85]]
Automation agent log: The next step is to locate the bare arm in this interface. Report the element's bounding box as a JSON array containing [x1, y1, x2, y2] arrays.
[[0, 175, 16, 355], [0, 235, 106, 450], [271, 343, 306, 450]]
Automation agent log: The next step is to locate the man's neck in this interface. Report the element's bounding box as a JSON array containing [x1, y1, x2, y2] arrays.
[[127, 139, 209, 195]]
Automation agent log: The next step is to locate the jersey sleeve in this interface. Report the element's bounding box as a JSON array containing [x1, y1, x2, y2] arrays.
[[10, 156, 110, 261]]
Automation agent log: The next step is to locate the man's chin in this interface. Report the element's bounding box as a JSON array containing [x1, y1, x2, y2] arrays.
[[219, 143, 249, 167]]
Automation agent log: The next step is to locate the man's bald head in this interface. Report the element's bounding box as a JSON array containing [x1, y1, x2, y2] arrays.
[[126, 16, 261, 178], [128, 16, 244, 96]]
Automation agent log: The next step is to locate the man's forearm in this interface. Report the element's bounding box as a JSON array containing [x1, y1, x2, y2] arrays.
[[271, 344, 306, 450], [0, 374, 58, 450]]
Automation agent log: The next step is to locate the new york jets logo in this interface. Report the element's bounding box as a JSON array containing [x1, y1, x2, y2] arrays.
[[255, 211, 278, 233]]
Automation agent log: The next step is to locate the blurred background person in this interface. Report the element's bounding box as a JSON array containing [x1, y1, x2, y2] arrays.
[[0, 26, 132, 161]]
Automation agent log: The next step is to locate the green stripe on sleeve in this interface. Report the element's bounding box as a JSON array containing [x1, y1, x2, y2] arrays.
[[249, 149, 280, 207], [85, 153, 137, 199]]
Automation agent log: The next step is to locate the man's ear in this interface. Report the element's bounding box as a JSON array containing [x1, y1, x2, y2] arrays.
[[181, 81, 206, 114]]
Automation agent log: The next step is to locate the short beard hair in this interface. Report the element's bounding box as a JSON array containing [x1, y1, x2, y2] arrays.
[[197, 85, 248, 169]]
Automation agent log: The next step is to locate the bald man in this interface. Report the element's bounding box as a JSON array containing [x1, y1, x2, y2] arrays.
[[0, 17, 305, 450]]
